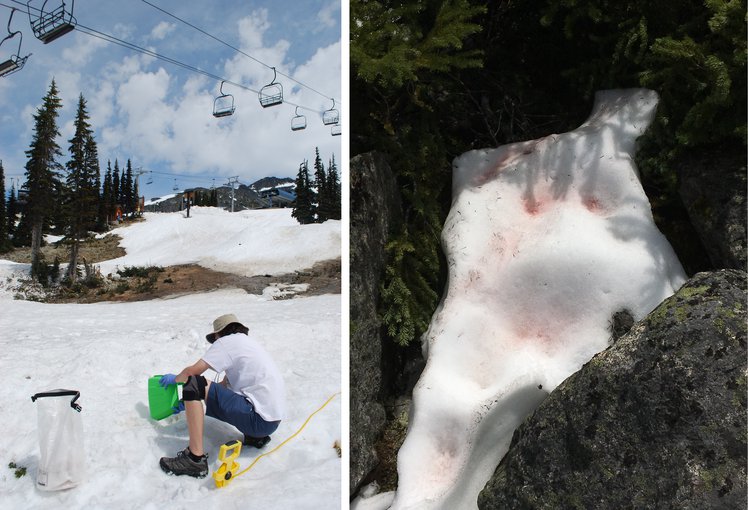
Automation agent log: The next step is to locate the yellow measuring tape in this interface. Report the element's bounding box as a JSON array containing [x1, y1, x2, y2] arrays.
[[213, 391, 340, 488]]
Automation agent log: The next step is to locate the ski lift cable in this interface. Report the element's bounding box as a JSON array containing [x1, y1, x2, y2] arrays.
[[68, 24, 325, 115], [139, 0, 340, 106], [2, 2, 334, 115]]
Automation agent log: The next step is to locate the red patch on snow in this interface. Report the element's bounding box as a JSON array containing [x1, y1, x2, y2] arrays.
[[524, 198, 542, 216], [583, 196, 603, 212]]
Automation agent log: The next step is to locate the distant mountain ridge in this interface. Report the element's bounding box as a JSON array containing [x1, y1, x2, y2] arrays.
[[248, 176, 295, 191], [144, 176, 295, 213]]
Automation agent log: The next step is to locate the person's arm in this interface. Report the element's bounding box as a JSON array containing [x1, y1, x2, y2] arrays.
[[175, 359, 211, 383]]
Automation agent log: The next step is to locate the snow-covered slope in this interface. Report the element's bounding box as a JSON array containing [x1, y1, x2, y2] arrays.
[[98, 207, 341, 277], [0, 208, 341, 509]]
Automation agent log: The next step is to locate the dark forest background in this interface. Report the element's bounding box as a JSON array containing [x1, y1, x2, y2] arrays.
[[351, 0, 746, 349]]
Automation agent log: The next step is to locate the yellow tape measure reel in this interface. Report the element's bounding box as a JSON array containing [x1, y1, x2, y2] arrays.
[[213, 440, 242, 488], [212, 392, 340, 489]]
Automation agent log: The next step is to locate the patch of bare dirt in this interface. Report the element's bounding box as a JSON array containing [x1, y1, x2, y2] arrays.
[[5, 229, 340, 303], [52, 259, 341, 303], [3, 234, 126, 264], [117, 259, 340, 302]]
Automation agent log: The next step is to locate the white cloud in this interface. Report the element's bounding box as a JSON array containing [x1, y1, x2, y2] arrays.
[[316, 1, 340, 30], [150, 21, 176, 41]]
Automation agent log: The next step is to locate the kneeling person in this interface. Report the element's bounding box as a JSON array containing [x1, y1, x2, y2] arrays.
[[159, 313, 286, 478]]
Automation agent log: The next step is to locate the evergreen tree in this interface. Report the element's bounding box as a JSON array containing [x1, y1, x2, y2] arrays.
[[112, 159, 120, 211], [312, 147, 328, 222], [13, 208, 32, 247], [24, 79, 64, 277], [0, 161, 10, 252], [291, 160, 315, 224], [7, 181, 16, 238], [97, 156, 109, 230], [352, 1, 485, 346], [124, 159, 134, 215], [65, 94, 99, 282], [327, 154, 341, 220]]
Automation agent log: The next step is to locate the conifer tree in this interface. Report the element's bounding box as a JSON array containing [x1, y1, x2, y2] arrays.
[[24, 79, 64, 277], [327, 154, 341, 220], [65, 94, 99, 282], [291, 160, 314, 224], [312, 147, 328, 222], [352, 1, 486, 346], [0, 161, 10, 252], [97, 158, 109, 230], [112, 160, 120, 216], [124, 159, 134, 215]]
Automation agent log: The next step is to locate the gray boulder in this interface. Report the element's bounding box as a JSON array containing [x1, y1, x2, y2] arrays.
[[350, 152, 402, 493], [479, 269, 747, 510], [678, 148, 747, 270]]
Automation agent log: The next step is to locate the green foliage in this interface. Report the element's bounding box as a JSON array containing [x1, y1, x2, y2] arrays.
[[0, 161, 10, 253], [292, 160, 315, 224], [352, 0, 485, 90], [8, 462, 26, 478], [292, 148, 341, 224], [352, 0, 485, 347], [116, 265, 164, 278], [538, 0, 746, 184], [381, 226, 440, 346]]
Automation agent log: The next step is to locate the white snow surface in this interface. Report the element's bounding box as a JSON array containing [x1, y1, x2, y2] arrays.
[[97, 207, 341, 277], [357, 89, 687, 510], [0, 208, 341, 509]]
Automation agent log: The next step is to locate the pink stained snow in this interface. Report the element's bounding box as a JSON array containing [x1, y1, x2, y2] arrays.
[[354, 89, 687, 510]]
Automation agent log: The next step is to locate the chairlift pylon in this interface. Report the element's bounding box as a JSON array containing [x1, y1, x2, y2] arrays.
[[213, 81, 236, 118], [258, 67, 283, 108], [322, 99, 339, 126], [291, 106, 306, 132], [0, 9, 31, 78], [27, 0, 76, 44]]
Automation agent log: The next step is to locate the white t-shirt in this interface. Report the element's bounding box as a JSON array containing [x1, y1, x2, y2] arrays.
[[202, 332, 286, 421]]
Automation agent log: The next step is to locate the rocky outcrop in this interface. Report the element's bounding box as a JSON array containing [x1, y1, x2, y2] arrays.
[[350, 152, 402, 493], [678, 147, 747, 270], [479, 269, 747, 510]]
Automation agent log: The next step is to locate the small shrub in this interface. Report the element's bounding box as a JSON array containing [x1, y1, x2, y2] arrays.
[[117, 265, 164, 278], [8, 462, 26, 478]]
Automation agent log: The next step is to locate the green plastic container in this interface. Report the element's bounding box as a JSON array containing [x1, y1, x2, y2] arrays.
[[148, 375, 182, 420]]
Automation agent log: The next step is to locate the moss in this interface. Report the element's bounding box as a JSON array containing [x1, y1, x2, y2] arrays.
[[700, 462, 733, 492]]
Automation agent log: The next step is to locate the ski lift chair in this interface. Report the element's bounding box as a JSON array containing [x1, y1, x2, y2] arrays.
[[27, 0, 76, 44], [291, 106, 306, 131], [258, 67, 283, 108], [331, 123, 341, 136], [322, 99, 339, 126], [0, 10, 30, 77], [213, 81, 236, 118]]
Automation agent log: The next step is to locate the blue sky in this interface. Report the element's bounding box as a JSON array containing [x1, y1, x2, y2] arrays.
[[0, 0, 342, 200]]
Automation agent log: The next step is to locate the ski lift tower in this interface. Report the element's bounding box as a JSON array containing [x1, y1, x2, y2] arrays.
[[133, 167, 149, 214], [225, 176, 239, 212]]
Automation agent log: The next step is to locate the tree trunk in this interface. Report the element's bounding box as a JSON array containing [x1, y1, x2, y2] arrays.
[[68, 238, 79, 283], [31, 218, 43, 268]]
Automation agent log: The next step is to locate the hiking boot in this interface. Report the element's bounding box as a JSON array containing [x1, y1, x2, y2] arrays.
[[243, 435, 271, 449], [159, 448, 208, 478]]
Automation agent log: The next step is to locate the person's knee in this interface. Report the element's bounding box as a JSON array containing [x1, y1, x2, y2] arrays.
[[183, 375, 207, 401]]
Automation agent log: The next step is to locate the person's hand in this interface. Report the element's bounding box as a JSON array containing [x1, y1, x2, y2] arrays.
[[172, 401, 185, 415], [160, 374, 177, 387]]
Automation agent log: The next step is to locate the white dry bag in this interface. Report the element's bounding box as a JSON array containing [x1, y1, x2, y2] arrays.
[[31, 389, 85, 491]]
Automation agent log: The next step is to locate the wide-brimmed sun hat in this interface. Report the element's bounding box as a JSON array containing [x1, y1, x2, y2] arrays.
[[206, 313, 244, 343]]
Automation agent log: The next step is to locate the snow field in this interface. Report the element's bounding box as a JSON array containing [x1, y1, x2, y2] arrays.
[[0, 207, 342, 509]]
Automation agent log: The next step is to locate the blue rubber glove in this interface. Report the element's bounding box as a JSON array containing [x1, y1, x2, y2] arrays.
[[172, 401, 185, 415], [159, 374, 177, 387]]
